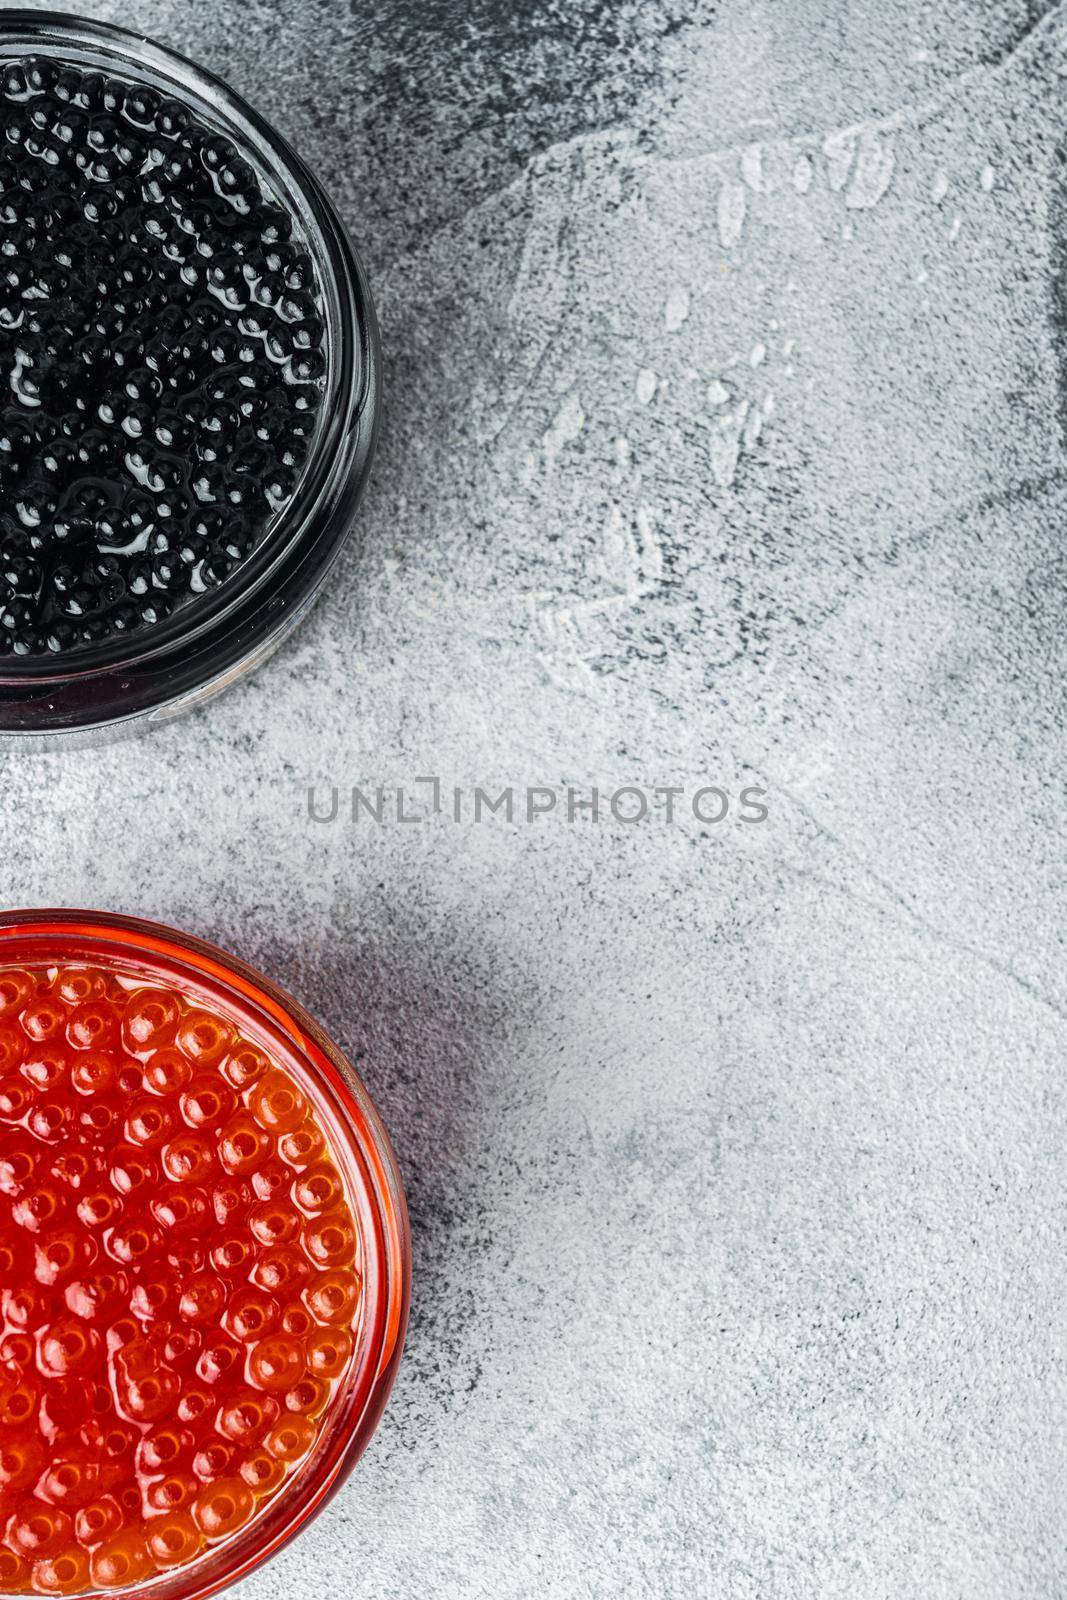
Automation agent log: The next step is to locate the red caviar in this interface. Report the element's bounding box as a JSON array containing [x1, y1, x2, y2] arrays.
[[0, 916, 409, 1600]]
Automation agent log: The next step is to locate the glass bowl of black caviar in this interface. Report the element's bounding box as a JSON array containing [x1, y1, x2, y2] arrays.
[[0, 12, 380, 746]]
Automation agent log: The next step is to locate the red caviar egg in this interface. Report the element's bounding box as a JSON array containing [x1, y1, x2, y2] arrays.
[[180, 1075, 235, 1130], [239, 1449, 285, 1496], [250, 1245, 310, 1298], [135, 1424, 191, 1476], [36, 1318, 100, 1378], [65, 1003, 117, 1054], [248, 1071, 306, 1135], [262, 1415, 315, 1464], [0, 1081, 35, 1123], [163, 1243, 206, 1280], [73, 1497, 122, 1549], [216, 1389, 279, 1445], [307, 1325, 353, 1380], [178, 1272, 226, 1324], [210, 1234, 255, 1275], [21, 1002, 65, 1045], [222, 1286, 278, 1344], [121, 990, 180, 1054], [4, 1503, 73, 1558], [211, 1176, 252, 1225], [151, 1184, 208, 1234], [249, 1198, 300, 1248], [0, 1332, 33, 1366], [217, 1114, 271, 1176], [3, 1285, 44, 1329], [128, 1274, 177, 1323], [175, 1012, 234, 1070], [280, 1301, 312, 1339], [124, 1097, 175, 1149], [144, 1471, 198, 1514], [107, 1147, 156, 1197], [278, 1122, 325, 1168], [0, 1433, 47, 1491], [64, 1268, 127, 1322], [0, 1141, 36, 1194], [145, 1511, 203, 1569], [75, 1191, 121, 1230], [19, 1046, 68, 1093], [104, 1218, 161, 1268], [27, 1103, 71, 1145], [12, 1183, 65, 1233], [246, 1335, 303, 1393], [142, 1048, 191, 1097], [0, 958, 364, 1591], [220, 1043, 269, 1092], [51, 1148, 90, 1190], [0, 971, 34, 1017], [0, 1553, 29, 1593], [34, 1229, 86, 1286], [196, 1335, 242, 1386], [176, 1383, 214, 1426], [303, 1268, 361, 1326], [192, 1476, 253, 1540], [251, 1158, 290, 1202], [0, 1027, 27, 1075], [0, 1374, 39, 1431], [34, 1458, 99, 1510], [89, 1529, 153, 1589], [191, 1439, 234, 1484], [292, 1161, 343, 1216], [31, 1547, 90, 1594], [56, 970, 104, 1008], [302, 1209, 356, 1268], [69, 1051, 116, 1096], [283, 1375, 329, 1419], [161, 1131, 214, 1184]]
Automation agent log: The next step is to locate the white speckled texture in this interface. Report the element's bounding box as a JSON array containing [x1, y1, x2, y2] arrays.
[[2, 1, 1066, 1595]]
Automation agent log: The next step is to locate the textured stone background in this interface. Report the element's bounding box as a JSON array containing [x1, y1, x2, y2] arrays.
[[2, 1, 1066, 1595]]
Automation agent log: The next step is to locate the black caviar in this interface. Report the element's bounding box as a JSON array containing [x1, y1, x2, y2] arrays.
[[0, 55, 325, 657]]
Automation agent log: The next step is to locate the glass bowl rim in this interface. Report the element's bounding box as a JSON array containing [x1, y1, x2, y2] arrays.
[[0, 907, 411, 1600]]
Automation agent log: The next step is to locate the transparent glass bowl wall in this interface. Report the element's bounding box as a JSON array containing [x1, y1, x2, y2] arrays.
[[0, 909, 410, 1600], [0, 13, 380, 748]]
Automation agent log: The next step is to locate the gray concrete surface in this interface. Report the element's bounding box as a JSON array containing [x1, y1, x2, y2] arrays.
[[2, 1, 1066, 1595]]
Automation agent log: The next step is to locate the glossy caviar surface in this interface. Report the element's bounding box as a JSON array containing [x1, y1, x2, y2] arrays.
[[0, 54, 325, 659], [0, 962, 362, 1595]]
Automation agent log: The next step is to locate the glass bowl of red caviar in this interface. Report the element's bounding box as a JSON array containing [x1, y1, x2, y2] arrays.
[[0, 13, 380, 748], [0, 910, 410, 1600]]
